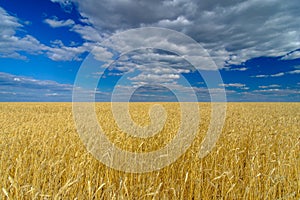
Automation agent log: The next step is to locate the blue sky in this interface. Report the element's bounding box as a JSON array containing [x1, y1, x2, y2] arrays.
[[0, 0, 299, 102]]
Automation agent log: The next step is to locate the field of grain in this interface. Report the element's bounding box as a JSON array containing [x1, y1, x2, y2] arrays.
[[0, 103, 299, 199]]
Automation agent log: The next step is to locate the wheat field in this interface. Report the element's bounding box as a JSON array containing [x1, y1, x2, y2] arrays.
[[0, 103, 299, 199]]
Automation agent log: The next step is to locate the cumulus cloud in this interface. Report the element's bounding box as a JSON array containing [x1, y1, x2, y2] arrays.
[[113, 49, 194, 72], [156, 16, 192, 28], [98, 28, 221, 71], [281, 50, 300, 60], [50, 0, 74, 13], [71, 24, 104, 42], [0, 7, 22, 35], [7, 0, 300, 67], [2, 1, 299, 101], [101, 49, 197, 92], [44, 18, 75, 28], [0, 7, 92, 61], [91, 46, 113, 61], [0, 7, 47, 59], [44, 18, 109, 60], [53, 0, 300, 68], [46, 40, 91, 61], [4, 0, 300, 67]]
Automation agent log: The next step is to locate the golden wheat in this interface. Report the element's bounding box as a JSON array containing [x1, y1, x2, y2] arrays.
[[0, 103, 299, 199]]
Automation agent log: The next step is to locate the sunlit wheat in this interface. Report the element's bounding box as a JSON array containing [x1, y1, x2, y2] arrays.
[[0, 103, 299, 199]]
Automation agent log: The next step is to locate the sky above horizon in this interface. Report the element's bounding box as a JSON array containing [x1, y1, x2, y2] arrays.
[[0, 0, 299, 102]]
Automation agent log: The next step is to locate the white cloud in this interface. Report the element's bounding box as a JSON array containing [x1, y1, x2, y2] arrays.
[[157, 16, 192, 27], [288, 69, 300, 74], [50, 0, 73, 13], [258, 84, 281, 89], [13, 77, 21, 81], [0, 72, 73, 101], [45, 93, 59, 96], [255, 74, 269, 78], [71, 24, 104, 42], [239, 88, 300, 101], [0, 7, 22, 35], [92, 46, 113, 61], [46, 41, 91, 61], [0, 7, 91, 61], [3, 0, 300, 67], [219, 83, 246, 88], [225, 67, 248, 71], [0, 7, 48, 59], [98, 29, 221, 70], [43, 17, 111, 61], [219, 83, 249, 90], [129, 73, 180, 83], [44, 18, 75, 28], [102, 49, 197, 90], [54, 0, 300, 68], [253, 88, 300, 95], [281, 51, 300, 60], [253, 69, 300, 78], [270, 72, 285, 77]]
